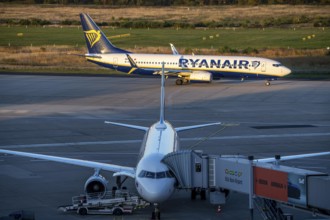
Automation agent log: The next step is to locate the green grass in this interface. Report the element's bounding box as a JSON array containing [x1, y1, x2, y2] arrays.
[[1, 26, 329, 50]]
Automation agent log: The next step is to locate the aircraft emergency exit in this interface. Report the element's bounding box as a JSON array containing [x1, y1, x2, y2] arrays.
[[79, 13, 291, 86]]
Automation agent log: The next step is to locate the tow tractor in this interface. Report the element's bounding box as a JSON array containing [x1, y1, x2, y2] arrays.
[[58, 189, 149, 216]]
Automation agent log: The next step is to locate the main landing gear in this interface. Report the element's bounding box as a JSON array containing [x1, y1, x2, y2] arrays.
[[176, 78, 189, 85]]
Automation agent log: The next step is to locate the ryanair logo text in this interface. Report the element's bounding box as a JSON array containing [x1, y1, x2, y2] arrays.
[[179, 58, 260, 69], [84, 30, 101, 47]]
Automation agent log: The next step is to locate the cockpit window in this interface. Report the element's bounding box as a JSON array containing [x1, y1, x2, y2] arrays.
[[138, 170, 147, 178], [146, 171, 155, 178], [273, 64, 282, 67], [156, 172, 166, 179], [138, 170, 172, 179], [138, 170, 155, 178], [166, 170, 174, 178]]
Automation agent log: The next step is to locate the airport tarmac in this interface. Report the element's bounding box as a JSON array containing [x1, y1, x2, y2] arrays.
[[0, 74, 329, 220]]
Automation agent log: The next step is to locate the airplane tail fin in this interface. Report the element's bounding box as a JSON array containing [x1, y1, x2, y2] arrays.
[[156, 62, 167, 130], [80, 13, 129, 54]]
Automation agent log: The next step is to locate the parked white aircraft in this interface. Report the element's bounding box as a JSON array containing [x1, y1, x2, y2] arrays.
[[0, 64, 328, 217], [80, 13, 291, 86], [0, 63, 221, 216]]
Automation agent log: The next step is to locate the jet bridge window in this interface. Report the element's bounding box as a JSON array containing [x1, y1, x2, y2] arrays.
[[195, 163, 202, 172]]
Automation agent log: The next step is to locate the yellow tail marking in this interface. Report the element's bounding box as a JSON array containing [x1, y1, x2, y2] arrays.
[[84, 30, 101, 47]]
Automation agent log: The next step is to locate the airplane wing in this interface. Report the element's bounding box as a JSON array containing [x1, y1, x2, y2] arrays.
[[254, 151, 330, 163], [0, 149, 136, 177], [125, 54, 191, 76], [176, 122, 221, 132]]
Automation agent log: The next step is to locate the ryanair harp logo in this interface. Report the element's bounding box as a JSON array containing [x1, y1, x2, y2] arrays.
[[84, 30, 101, 47]]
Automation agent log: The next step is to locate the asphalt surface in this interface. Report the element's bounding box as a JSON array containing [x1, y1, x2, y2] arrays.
[[0, 74, 329, 220]]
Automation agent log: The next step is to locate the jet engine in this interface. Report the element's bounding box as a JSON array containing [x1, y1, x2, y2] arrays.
[[84, 174, 108, 197], [189, 71, 213, 82]]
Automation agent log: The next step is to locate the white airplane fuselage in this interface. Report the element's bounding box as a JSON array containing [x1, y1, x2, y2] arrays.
[[135, 121, 178, 203], [86, 53, 291, 79], [79, 13, 291, 85]]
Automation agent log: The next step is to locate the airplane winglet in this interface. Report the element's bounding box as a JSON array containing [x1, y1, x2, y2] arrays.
[[170, 43, 179, 55]]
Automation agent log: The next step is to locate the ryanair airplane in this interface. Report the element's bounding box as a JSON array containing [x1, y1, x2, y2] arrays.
[[80, 13, 291, 86]]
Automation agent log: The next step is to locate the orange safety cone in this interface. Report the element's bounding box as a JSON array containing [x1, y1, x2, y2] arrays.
[[217, 205, 221, 213]]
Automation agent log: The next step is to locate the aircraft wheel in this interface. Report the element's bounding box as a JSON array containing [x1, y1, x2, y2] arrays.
[[176, 79, 183, 85], [78, 207, 88, 215], [152, 205, 161, 220], [191, 188, 196, 200], [113, 208, 123, 215], [200, 189, 206, 200], [265, 80, 271, 86], [183, 78, 189, 84], [152, 211, 161, 219]]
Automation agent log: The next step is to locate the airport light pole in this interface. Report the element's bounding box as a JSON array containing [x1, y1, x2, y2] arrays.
[[248, 155, 254, 220]]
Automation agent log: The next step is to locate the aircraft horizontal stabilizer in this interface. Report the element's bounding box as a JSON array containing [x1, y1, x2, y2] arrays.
[[67, 53, 102, 59], [175, 122, 221, 132], [105, 121, 149, 131], [254, 151, 330, 163]]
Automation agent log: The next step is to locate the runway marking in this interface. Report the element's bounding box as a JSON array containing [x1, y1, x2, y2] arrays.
[[0, 132, 330, 149]]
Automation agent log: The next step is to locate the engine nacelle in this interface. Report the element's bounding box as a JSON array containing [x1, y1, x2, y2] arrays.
[[189, 71, 213, 82], [84, 174, 108, 197]]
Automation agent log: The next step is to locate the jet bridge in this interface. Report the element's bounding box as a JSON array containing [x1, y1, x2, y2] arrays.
[[162, 150, 330, 219], [162, 150, 252, 192], [162, 150, 209, 189]]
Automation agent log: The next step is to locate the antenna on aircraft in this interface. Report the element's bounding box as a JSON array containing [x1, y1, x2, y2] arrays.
[[156, 62, 167, 130]]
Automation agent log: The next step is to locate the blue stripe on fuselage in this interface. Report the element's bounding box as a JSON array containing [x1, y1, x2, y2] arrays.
[[87, 59, 277, 80]]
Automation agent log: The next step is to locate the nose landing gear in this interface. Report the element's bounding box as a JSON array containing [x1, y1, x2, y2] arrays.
[[151, 203, 161, 220]]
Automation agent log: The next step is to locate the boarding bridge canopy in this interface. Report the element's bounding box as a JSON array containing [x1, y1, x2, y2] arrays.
[[161, 150, 209, 189]]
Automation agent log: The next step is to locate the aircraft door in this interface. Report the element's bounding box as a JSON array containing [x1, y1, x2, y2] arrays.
[[261, 62, 266, 72], [113, 57, 118, 69]]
